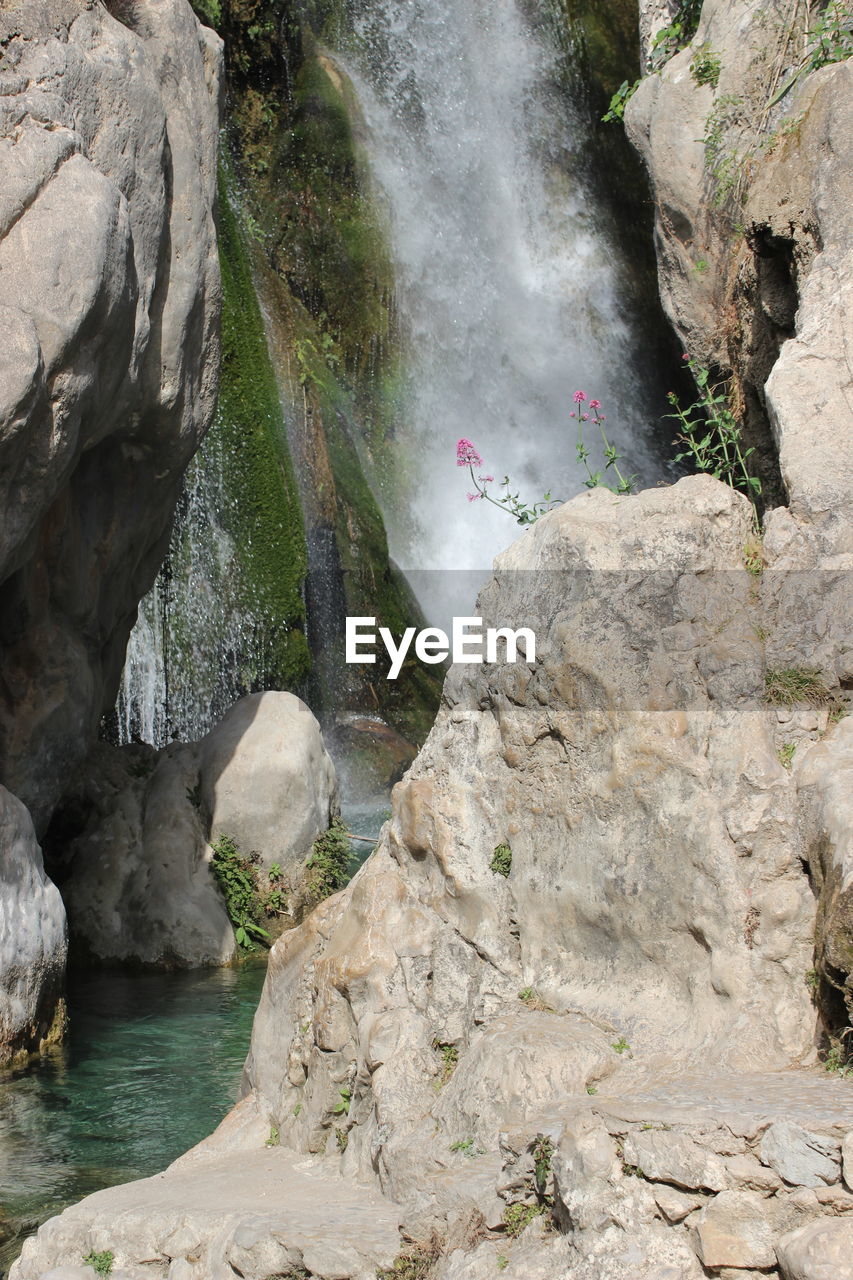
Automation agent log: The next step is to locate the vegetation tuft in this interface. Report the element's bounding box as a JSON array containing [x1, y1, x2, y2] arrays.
[[763, 667, 831, 708], [490, 844, 513, 877], [83, 1253, 114, 1278], [306, 818, 352, 902], [210, 834, 286, 950]]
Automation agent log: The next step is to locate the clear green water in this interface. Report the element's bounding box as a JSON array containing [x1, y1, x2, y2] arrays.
[[0, 797, 391, 1274], [0, 963, 266, 1272]]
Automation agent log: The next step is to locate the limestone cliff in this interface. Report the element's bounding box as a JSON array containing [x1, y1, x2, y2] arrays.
[[0, 0, 222, 833], [0, 0, 222, 1062]]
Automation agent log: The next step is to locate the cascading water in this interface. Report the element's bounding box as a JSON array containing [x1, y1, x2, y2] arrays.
[[116, 434, 281, 747], [117, 0, 674, 740], [336, 0, 672, 612]]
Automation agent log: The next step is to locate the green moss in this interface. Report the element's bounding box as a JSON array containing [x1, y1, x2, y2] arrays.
[[215, 166, 310, 689]]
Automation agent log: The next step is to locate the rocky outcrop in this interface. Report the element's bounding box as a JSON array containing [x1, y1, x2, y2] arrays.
[[0, 0, 223, 834], [0, 786, 66, 1067], [17, 474, 853, 1276], [53, 693, 338, 966], [625, 0, 853, 537], [625, 0, 853, 1038]]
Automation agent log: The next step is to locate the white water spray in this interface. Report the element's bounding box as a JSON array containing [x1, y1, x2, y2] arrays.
[[340, 0, 663, 602]]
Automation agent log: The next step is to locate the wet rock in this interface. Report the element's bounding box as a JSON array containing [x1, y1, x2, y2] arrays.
[[759, 1121, 840, 1189]]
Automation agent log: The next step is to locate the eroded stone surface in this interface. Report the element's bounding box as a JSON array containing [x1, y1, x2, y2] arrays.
[[0, 786, 66, 1066], [777, 1217, 853, 1280], [0, 0, 222, 834]]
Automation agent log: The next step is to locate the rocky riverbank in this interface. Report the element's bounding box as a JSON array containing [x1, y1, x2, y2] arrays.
[[4, 0, 853, 1277]]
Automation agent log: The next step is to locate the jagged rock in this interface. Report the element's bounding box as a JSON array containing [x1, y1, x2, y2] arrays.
[[0, 786, 66, 1066], [0, 0, 222, 834], [797, 723, 853, 1027], [777, 1217, 853, 1280], [622, 1129, 728, 1193], [57, 693, 337, 966], [691, 1189, 777, 1270], [627, 7, 853, 543], [759, 1121, 841, 1189], [724, 1152, 783, 1193], [842, 1132, 853, 1192], [652, 1185, 704, 1223]]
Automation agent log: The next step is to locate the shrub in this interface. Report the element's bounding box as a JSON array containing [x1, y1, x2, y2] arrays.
[[490, 844, 512, 877], [306, 818, 352, 902], [83, 1254, 114, 1278], [210, 834, 271, 950]]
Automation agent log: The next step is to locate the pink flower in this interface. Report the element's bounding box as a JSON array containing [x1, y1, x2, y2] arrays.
[[573, 391, 586, 404], [457, 437, 483, 468], [478, 474, 494, 483], [682, 353, 690, 361], [589, 399, 601, 410], [467, 492, 483, 502], [581, 414, 589, 421]]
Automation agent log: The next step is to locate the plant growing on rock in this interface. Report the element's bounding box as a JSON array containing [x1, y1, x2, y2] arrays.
[[378, 1239, 442, 1279], [503, 1202, 545, 1238], [667, 354, 761, 515], [763, 666, 831, 707], [490, 843, 512, 876], [210, 834, 271, 951], [456, 438, 559, 526], [603, 0, 702, 120], [83, 1252, 114, 1277], [571, 393, 636, 494], [433, 1041, 459, 1086], [456, 394, 633, 524], [306, 818, 352, 902]]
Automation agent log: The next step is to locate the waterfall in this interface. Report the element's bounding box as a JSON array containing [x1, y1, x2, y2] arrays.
[[336, 0, 670, 607], [116, 441, 276, 747]]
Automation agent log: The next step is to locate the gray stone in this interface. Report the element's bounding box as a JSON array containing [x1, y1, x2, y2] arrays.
[[777, 1217, 853, 1280], [198, 691, 339, 878], [0, 785, 66, 1066], [842, 1131, 853, 1192], [0, 0, 222, 834], [691, 1190, 777, 1271], [60, 693, 337, 966], [652, 1185, 703, 1223], [759, 1121, 840, 1189], [622, 1130, 727, 1193]]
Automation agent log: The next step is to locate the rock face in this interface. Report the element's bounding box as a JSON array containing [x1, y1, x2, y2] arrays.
[[0, 0, 223, 835], [55, 693, 338, 967], [626, 0, 853, 1029], [0, 785, 66, 1067], [625, 0, 853, 539]]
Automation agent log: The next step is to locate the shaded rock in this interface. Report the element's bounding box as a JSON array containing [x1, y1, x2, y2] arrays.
[[759, 1121, 840, 1189], [843, 1131, 853, 1192], [57, 693, 337, 966], [777, 1217, 853, 1280], [0, 0, 222, 833], [691, 1189, 777, 1271], [0, 785, 66, 1066]]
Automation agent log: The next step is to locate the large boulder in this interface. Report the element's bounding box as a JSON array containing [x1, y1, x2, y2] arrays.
[[0, 0, 222, 834], [56, 693, 338, 966], [0, 786, 66, 1067]]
